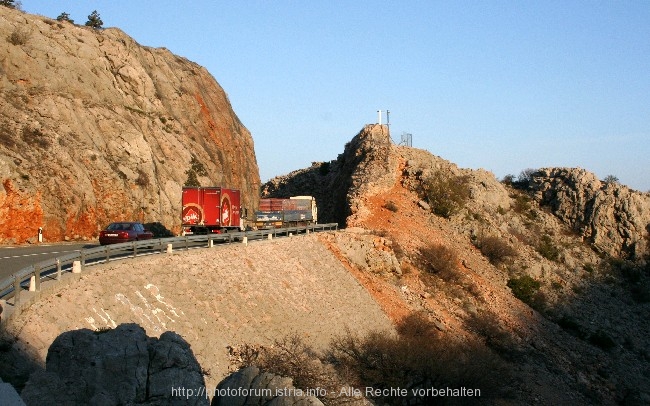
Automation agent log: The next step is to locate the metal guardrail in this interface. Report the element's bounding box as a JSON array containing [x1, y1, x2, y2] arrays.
[[0, 223, 338, 306]]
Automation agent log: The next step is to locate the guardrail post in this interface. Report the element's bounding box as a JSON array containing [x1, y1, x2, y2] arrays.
[[267, 233, 272, 240], [133, 242, 137, 258], [13, 276, 21, 305], [185, 236, 189, 251], [34, 265, 41, 291], [166, 243, 173, 254], [208, 238, 213, 248], [29, 276, 36, 292], [80, 251, 86, 270], [56, 259, 61, 280], [72, 260, 81, 274], [242, 236, 248, 246], [105, 247, 110, 263]]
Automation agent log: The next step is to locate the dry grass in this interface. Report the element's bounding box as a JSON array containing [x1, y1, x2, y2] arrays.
[[7, 27, 30, 46], [327, 312, 512, 404], [419, 243, 461, 283], [475, 235, 518, 265], [232, 312, 513, 405]]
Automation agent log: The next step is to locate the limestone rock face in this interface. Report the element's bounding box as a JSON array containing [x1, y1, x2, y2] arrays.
[[0, 7, 260, 242], [529, 168, 650, 258], [20, 323, 208, 405]]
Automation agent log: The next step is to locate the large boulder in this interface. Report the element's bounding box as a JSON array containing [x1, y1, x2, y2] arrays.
[[20, 323, 208, 405]]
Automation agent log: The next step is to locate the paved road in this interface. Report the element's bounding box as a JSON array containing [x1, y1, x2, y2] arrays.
[[0, 243, 98, 281]]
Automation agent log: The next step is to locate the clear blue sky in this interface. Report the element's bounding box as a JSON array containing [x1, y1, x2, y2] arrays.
[[23, 1, 650, 191]]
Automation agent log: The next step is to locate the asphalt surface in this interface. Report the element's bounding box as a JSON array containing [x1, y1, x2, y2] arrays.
[[0, 242, 98, 281]]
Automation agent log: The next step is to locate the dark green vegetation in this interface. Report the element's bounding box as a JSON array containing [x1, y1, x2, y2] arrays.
[[0, 0, 16, 9], [319, 161, 331, 176], [85, 10, 103, 29], [537, 234, 560, 261], [184, 155, 208, 187], [422, 172, 470, 219], [56, 12, 74, 24], [507, 275, 541, 307], [473, 235, 517, 265]]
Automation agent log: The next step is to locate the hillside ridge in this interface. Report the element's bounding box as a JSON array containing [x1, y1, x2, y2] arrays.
[[0, 6, 260, 243], [262, 124, 650, 404]]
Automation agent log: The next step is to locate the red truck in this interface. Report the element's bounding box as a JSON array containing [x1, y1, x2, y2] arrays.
[[181, 187, 243, 234]]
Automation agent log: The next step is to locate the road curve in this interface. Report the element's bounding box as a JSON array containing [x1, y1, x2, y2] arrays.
[[0, 243, 98, 281]]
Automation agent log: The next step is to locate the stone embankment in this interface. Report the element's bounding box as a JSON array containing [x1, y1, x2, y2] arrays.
[[2, 234, 394, 398]]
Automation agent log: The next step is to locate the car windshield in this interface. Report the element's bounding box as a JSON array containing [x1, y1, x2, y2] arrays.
[[107, 223, 133, 231]]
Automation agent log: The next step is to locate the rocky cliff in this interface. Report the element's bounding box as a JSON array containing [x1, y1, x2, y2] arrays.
[[527, 167, 650, 259], [0, 7, 260, 243], [4, 121, 650, 403]]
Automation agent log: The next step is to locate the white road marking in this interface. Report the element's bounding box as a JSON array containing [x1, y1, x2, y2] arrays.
[[0, 249, 81, 260]]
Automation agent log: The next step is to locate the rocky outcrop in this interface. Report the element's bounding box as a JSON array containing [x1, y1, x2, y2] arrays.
[[331, 228, 401, 277], [397, 148, 512, 214], [262, 123, 511, 226], [20, 323, 207, 405], [262, 124, 397, 226], [528, 168, 650, 259], [0, 7, 260, 243], [263, 123, 650, 262], [212, 366, 323, 406]]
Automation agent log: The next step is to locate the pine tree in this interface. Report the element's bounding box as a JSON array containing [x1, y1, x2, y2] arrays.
[[0, 0, 16, 9], [56, 12, 74, 24], [85, 10, 103, 29]]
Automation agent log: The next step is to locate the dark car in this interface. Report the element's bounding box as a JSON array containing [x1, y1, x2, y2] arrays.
[[99, 222, 154, 245]]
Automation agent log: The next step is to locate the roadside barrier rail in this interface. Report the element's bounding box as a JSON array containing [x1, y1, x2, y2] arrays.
[[0, 223, 338, 305]]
